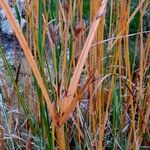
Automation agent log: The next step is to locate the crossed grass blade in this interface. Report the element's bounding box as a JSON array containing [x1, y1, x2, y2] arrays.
[[59, 0, 108, 125]]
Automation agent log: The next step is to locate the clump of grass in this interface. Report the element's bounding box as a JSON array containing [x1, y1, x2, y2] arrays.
[[0, 0, 150, 149]]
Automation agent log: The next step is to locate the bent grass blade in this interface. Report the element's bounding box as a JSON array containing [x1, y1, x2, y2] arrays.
[[0, 0, 58, 125]]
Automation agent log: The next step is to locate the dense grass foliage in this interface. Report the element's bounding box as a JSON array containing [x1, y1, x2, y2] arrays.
[[0, 0, 150, 149]]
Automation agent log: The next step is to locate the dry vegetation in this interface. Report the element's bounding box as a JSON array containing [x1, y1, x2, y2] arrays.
[[0, 0, 150, 149]]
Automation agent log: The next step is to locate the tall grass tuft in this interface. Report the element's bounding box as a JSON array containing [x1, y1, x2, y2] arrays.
[[0, 0, 149, 149]]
